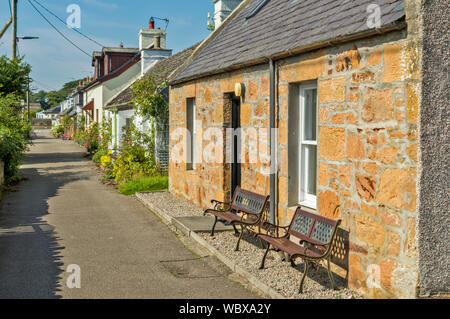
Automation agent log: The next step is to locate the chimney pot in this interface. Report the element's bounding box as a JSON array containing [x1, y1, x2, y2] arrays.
[[119, 42, 124, 48], [149, 18, 155, 29]]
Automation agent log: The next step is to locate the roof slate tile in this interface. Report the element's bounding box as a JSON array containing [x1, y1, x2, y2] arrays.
[[173, 0, 405, 83]]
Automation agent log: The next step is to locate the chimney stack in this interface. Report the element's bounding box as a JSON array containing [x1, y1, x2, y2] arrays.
[[213, 0, 243, 27], [139, 19, 172, 75], [154, 35, 161, 49], [139, 25, 166, 50]]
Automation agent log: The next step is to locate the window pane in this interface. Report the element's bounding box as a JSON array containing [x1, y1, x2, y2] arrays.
[[306, 145, 317, 196], [303, 88, 317, 141]]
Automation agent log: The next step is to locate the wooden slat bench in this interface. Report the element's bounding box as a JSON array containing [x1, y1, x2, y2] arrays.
[[204, 186, 269, 251], [257, 207, 341, 293]]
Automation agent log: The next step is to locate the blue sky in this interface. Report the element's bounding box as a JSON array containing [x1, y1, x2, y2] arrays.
[[0, 0, 213, 92]]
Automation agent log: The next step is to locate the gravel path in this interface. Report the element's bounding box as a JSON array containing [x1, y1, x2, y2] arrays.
[[137, 191, 204, 217], [138, 191, 364, 299], [198, 231, 362, 299]]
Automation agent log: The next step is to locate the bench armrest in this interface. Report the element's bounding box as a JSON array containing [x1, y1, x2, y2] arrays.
[[261, 221, 289, 237], [211, 200, 231, 211]]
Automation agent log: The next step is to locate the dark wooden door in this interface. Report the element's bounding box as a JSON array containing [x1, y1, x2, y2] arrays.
[[231, 97, 241, 194]]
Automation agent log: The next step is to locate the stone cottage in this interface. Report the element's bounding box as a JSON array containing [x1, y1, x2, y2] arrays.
[[168, 0, 448, 298]]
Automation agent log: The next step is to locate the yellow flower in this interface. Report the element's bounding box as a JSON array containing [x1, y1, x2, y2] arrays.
[[100, 155, 111, 167]]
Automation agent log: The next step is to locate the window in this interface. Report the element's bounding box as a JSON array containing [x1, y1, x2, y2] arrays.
[[298, 84, 318, 209], [186, 98, 196, 170]]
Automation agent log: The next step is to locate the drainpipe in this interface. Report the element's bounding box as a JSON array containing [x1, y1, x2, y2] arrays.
[[269, 59, 277, 224]]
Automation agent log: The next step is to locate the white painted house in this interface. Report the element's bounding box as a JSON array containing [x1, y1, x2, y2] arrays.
[[104, 22, 172, 151], [81, 46, 142, 127]]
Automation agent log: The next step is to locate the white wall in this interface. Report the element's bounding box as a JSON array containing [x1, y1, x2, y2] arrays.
[[103, 60, 141, 108]]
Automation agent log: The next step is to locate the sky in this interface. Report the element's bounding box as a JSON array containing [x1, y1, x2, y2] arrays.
[[0, 0, 214, 92]]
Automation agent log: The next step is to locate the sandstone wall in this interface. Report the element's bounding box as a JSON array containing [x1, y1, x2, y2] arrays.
[[169, 5, 422, 298]]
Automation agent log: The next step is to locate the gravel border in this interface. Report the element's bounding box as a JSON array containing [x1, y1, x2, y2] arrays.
[[136, 190, 363, 299], [136, 191, 204, 218]]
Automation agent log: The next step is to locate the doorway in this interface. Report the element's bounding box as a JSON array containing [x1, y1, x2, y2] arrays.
[[231, 96, 241, 194]]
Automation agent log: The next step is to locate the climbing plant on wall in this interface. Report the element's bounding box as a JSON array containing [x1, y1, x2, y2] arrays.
[[131, 70, 169, 125]]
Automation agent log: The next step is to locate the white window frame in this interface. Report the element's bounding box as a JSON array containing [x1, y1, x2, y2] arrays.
[[298, 84, 318, 209]]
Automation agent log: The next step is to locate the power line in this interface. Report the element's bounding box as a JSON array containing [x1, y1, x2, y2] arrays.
[[31, 0, 104, 48], [8, 0, 12, 16], [27, 0, 91, 58]]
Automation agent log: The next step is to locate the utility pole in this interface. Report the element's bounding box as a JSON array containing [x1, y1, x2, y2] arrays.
[[12, 0, 18, 59]]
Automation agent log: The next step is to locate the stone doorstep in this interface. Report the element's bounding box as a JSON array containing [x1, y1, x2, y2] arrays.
[[134, 192, 286, 299], [172, 216, 234, 237]]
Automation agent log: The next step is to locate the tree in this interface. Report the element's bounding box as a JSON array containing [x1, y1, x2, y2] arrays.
[[36, 79, 82, 109], [30, 90, 49, 110], [0, 55, 31, 98], [46, 90, 66, 108]]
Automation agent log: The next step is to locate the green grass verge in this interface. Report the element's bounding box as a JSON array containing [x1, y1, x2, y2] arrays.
[[118, 175, 168, 195]]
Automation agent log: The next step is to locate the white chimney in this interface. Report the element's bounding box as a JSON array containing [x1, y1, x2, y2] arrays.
[[213, 0, 243, 27], [139, 21, 172, 75]]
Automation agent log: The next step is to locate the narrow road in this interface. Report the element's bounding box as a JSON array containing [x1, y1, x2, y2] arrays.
[[0, 129, 257, 299]]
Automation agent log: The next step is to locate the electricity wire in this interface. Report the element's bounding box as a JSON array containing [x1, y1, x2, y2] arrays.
[[27, 0, 91, 57], [31, 0, 104, 47]]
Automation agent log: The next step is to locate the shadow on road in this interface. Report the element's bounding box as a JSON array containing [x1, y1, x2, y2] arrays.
[[0, 131, 89, 298]]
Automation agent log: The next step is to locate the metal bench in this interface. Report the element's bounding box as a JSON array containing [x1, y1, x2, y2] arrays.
[[204, 186, 269, 251], [257, 207, 341, 293]]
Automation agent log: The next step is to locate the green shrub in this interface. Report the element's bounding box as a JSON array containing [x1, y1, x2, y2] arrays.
[[51, 124, 64, 138], [92, 148, 108, 164], [110, 121, 157, 184], [0, 94, 32, 183], [112, 143, 157, 184]]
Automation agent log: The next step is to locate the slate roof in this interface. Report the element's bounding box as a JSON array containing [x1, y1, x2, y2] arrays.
[[173, 0, 405, 84], [106, 43, 200, 107], [45, 106, 61, 114]]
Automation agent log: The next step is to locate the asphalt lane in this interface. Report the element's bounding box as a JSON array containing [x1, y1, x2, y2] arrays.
[[0, 129, 257, 299]]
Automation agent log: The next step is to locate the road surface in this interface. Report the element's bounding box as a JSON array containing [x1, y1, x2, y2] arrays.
[[0, 129, 257, 299]]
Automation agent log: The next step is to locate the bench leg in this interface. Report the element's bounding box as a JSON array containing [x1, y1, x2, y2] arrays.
[[235, 225, 245, 251], [259, 243, 270, 269], [290, 256, 296, 268], [327, 256, 336, 290], [299, 260, 309, 294], [210, 216, 218, 237], [232, 224, 239, 235]]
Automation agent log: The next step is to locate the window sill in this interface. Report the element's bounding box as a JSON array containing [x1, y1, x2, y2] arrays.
[[299, 200, 317, 211]]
